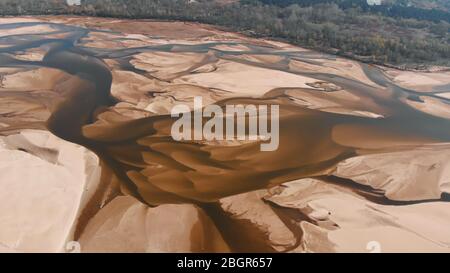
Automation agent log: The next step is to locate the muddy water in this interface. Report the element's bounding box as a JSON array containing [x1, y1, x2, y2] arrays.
[[1, 19, 450, 252]]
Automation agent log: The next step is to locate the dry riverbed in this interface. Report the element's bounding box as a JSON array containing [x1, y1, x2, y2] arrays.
[[0, 16, 449, 253]]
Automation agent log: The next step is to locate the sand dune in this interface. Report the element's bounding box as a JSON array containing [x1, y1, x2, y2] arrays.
[[335, 145, 450, 201], [0, 24, 54, 37], [219, 190, 297, 252], [0, 130, 100, 252], [384, 69, 450, 92], [79, 196, 229, 253], [264, 178, 450, 252], [175, 60, 316, 96]]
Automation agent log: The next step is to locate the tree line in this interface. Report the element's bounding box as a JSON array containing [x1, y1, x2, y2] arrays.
[[255, 0, 450, 22]]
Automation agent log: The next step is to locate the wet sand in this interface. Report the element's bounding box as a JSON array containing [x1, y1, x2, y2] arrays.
[[0, 16, 449, 253]]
